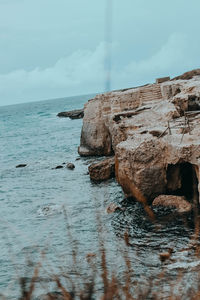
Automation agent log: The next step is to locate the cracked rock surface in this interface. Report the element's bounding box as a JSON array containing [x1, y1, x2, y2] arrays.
[[79, 70, 200, 206]]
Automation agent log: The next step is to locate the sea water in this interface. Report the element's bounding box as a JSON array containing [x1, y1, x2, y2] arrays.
[[0, 95, 199, 299]]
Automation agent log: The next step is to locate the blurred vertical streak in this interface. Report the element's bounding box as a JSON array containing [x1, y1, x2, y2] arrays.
[[105, 0, 112, 92]]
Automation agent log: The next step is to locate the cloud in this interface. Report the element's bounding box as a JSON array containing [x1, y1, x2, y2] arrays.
[[116, 32, 198, 87], [0, 33, 199, 106], [0, 43, 106, 105]]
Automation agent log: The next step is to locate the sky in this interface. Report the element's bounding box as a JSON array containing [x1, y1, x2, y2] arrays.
[[0, 0, 200, 106]]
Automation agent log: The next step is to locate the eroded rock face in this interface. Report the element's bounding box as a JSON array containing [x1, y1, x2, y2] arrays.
[[79, 70, 200, 205], [88, 157, 115, 182]]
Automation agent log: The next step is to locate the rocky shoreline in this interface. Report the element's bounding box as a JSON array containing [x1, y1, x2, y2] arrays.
[[78, 69, 200, 213], [57, 108, 84, 119]]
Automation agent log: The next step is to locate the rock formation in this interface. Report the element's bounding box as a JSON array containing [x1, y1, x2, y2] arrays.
[[88, 157, 115, 182], [57, 109, 84, 119], [79, 70, 200, 207], [66, 162, 75, 170]]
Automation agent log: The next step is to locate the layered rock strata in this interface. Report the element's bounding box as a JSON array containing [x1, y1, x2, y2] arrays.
[[79, 70, 200, 206]]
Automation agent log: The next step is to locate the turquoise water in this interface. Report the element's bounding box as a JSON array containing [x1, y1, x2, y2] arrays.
[[0, 95, 123, 298], [0, 95, 199, 299]]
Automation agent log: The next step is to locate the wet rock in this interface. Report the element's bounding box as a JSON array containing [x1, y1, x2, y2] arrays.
[[106, 202, 124, 214], [54, 165, 63, 169], [159, 248, 173, 262], [57, 109, 84, 119], [66, 162, 75, 170], [152, 195, 192, 213], [16, 164, 27, 168], [88, 157, 115, 182]]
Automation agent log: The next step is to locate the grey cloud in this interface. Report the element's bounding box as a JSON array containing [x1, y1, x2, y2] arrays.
[[0, 0, 200, 105]]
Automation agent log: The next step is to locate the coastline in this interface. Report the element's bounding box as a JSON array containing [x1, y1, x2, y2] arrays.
[[78, 69, 200, 214]]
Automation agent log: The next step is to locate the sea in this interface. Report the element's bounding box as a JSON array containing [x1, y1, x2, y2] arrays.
[[0, 95, 200, 299]]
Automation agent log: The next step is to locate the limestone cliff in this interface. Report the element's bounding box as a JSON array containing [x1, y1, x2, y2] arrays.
[[78, 70, 200, 205]]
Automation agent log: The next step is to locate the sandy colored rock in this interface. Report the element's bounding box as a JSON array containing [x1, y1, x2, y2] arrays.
[[156, 76, 170, 84], [152, 195, 192, 213], [88, 157, 115, 182], [172, 69, 200, 81], [79, 69, 200, 205]]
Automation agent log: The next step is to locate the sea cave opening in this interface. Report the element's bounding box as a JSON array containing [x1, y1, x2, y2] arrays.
[[166, 162, 199, 204]]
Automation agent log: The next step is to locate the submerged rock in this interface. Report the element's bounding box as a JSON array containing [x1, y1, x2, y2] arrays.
[[88, 157, 115, 182], [16, 164, 27, 168], [57, 109, 84, 119], [152, 195, 192, 213]]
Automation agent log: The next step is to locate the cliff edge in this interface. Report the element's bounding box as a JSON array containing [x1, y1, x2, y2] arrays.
[[78, 70, 200, 207]]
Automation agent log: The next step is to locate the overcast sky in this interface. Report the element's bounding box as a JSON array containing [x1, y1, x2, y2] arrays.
[[0, 0, 200, 106]]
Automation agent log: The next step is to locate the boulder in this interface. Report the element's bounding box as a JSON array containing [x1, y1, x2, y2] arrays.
[[88, 157, 115, 182], [57, 109, 84, 119], [66, 162, 75, 170], [152, 195, 192, 213]]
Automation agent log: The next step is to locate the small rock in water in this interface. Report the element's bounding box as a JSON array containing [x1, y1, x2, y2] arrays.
[[106, 203, 124, 214], [16, 164, 27, 168], [66, 163, 75, 170], [76, 157, 81, 161], [159, 248, 173, 263], [54, 165, 63, 169]]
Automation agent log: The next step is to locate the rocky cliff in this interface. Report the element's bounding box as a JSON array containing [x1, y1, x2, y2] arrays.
[[78, 70, 200, 207]]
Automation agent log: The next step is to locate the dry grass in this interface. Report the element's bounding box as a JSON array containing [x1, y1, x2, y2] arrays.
[[3, 202, 200, 300]]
